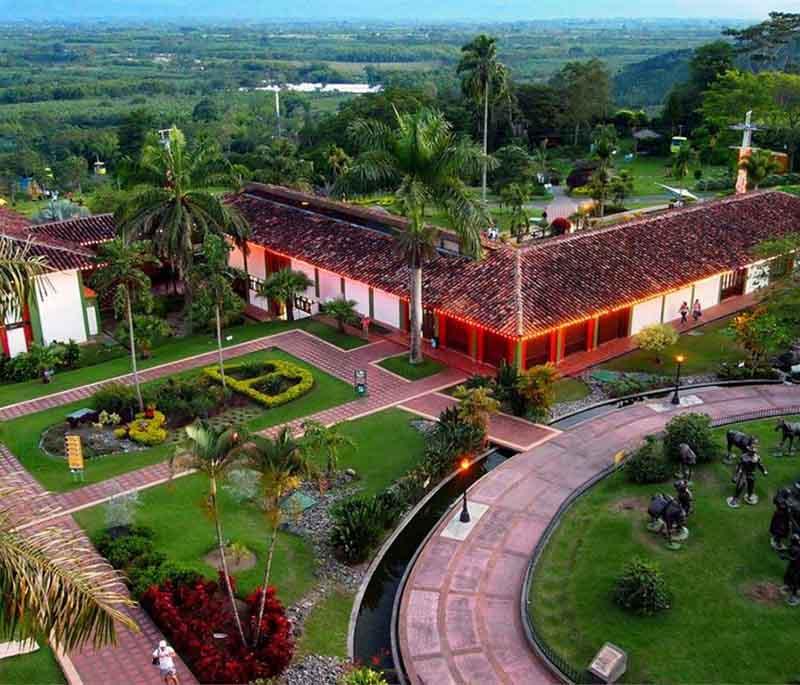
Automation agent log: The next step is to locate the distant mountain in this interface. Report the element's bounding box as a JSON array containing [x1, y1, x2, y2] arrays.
[[613, 49, 692, 109]]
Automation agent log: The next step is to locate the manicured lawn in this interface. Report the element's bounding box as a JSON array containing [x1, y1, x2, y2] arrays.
[[0, 317, 362, 408], [616, 155, 727, 197], [599, 317, 745, 376], [553, 377, 591, 403], [0, 348, 354, 492], [530, 416, 800, 684], [296, 589, 353, 659], [300, 319, 367, 350], [377, 354, 444, 381], [0, 631, 64, 685]]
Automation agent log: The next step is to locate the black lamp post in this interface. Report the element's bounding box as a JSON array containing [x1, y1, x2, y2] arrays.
[[671, 354, 685, 405], [459, 458, 471, 523]]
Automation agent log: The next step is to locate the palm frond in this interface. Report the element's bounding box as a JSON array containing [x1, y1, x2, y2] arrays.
[[0, 237, 51, 323]]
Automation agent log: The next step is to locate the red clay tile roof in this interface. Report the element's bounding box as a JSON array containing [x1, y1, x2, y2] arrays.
[[0, 233, 95, 272], [231, 185, 800, 339], [28, 214, 116, 247], [0, 206, 30, 234]]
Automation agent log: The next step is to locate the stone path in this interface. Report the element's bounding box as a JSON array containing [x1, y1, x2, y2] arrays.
[[397, 383, 800, 685], [0, 327, 470, 684]]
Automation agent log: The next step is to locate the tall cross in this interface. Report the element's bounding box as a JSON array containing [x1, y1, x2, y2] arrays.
[[731, 110, 761, 195]]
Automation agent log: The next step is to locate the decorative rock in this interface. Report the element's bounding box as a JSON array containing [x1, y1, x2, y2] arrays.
[[281, 655, 346, 685]]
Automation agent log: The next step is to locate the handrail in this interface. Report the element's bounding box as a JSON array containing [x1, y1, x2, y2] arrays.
[[521, 405, 800, 684]]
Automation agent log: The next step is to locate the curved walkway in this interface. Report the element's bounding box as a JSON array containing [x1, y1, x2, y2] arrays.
[[397, 383, 800, 685]]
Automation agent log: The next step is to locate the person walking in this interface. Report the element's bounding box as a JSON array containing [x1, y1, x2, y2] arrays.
[[153, 640, 179, 685], [679, 301, 689, 325], [692, 299, 702, 322]]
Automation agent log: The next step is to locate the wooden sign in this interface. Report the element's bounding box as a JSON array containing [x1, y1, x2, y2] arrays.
[[65, 435, 84, 471]]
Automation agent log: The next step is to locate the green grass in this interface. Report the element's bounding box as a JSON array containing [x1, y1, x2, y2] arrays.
[[0, 317, 363, 408], [73, 408, 425, 609], [0, 348, 353, 492], [377, 354, 444, 381], [553, 377, 591, 403], [615, 155, 727, 197], [0, 636, 64, 685], [300, 319, 368, 350], [296, 589, 354, 658], [530, 416, 800, 684], [599, 316, 744, 376]]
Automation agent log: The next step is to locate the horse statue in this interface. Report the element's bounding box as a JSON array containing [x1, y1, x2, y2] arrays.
[[724, 430, 757, 464], [676, 443, 697, 482], [647, 492, 689, 548], [776, 419, 800, 455]]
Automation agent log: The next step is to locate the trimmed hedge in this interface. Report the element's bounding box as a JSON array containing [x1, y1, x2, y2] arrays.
[[126, 410, 168, 446], [204, 359, 314, 408]]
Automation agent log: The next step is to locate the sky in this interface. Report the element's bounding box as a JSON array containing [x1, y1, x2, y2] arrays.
[[0, 0, 790, 21]]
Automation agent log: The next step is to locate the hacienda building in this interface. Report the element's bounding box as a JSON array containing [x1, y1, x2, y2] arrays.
[[0, 207, 107, 357], [227, 184, 800, 371]]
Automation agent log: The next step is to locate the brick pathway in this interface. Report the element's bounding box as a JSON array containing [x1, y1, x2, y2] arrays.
[[399, 392, 559, 452], [397, 383, 800, 685]]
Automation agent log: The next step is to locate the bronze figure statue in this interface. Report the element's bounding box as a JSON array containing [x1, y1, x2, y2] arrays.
[[727, 450, 767, 508], [775, 419, 800, 455], [676, 443, 697, 482], [674, 479, 693, 517], [782, 533, 800, 606], [648, 492, 688, 548], [724, 430, 757, 465], [770, 488, 795, 551]]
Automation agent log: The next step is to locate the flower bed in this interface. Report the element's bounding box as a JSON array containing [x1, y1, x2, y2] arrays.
[[204, 359, 314, 409]]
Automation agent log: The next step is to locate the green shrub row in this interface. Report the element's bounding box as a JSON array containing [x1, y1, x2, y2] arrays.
[[204, 359, 314, 408]]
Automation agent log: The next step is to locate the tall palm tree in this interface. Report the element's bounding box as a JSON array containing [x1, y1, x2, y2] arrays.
[[457, 34, 509, 204], [335, 108, 488, 364], [257, 268, 313, 322], [116, 127, 248, 334], [739, 149, 781, 190], [92, 237, 160, 411], [171, 422, 248, 646], [499, 183, 529, 243], [240, 428, 316, 647]]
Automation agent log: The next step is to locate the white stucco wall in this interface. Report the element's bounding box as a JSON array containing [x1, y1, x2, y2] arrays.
[[693, 275, 721, 309], [630, 296, 663, 335], [663, 287, 693, 323], [36, 270, 87, 345], [318, 269, 342, 302], [344, 279, 370, 317], [290, 258, 318, 299], [6, 328, 27, 357], [372, 289, 400, 328]]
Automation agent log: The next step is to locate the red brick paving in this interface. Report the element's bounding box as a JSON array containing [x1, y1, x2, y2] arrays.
[[398, 383, 800, 684]]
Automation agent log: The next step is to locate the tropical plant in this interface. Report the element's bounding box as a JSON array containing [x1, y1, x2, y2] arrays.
[[339, 666, 389, 685], [326, 144, 351, 184], [31, 198, 89, 224], [335, 108, 488, 363], [499, 183, 529, 242], [633, 323, 679, 364], [257, 269, 313, 322], [240, 428, 314, 647], [320, 296, 359, 332], [613, 557, 671, 616], [453, 385, 500, 441], [610, 170, 635, 207], [625, 436, 671, 484], [114, 314, 172, 360], [0, 479, 137, 651], [739, 149, 781, 190], [171, 421, 248, 645], [116, 127, 248, 333], [189, 233, 240, 389], [672, 143, 693, 180], [458, 34, 509, 203], [301, 420, 355, 479], [0, 237, 50, 323], [225, 219, 253, 303], [516, 364, 559, 421]]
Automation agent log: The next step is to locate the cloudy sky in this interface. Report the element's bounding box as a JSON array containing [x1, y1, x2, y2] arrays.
[[0, 0, 789, 20]]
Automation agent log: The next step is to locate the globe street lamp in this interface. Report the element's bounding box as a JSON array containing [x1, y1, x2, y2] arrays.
[[671, 354, 685, 405], [459, 457, 471, 523]]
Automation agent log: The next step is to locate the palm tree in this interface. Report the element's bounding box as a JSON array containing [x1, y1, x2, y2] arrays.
[[189, 233, 238, 389], [240, 428, 316, 647], [171, 421, 248, 645], [457, 34, 509, 204], [0, 237, 49, 323], [92, 237, 160, 411], [224, 219, 253, 304], [672, 143, 693, 181], [320, 297, 359, 332], [533, 139, 549, 181], [335, 108, 488, 364], [739, 149, 781, 190], [499, 183, 529, 243], [257, 268, 313, 322], [117, 127, 248, 334], [326, 145, 350, 183], [301, 420, 354, 481]]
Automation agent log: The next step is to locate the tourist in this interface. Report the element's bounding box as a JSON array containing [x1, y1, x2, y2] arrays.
[[153, 640, 179, 685], [692, 299, 702, 322], [679, 301, 689, 325]]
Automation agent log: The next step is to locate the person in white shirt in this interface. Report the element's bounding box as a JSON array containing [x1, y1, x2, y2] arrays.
[[152, 640, 179, 685]]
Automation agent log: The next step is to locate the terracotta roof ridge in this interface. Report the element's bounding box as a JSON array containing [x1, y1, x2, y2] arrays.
[[2, 232, 94, 258], [519, 190, 794, 253], [34, 212, 114, 227], [514, 249, 523, 337]]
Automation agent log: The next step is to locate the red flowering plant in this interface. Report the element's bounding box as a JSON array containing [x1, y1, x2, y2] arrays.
[[141, 573, 293, 684]]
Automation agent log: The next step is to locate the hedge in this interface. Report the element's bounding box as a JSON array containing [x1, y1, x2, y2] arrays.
[[203, 359, 314, 408]]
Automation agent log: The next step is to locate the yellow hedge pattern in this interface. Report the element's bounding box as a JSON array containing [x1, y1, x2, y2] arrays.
[[127, 410, 168, 446], [203, 359, 314, 408]]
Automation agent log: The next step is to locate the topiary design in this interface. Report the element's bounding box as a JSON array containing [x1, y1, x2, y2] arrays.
[[203, 359, 313, 409]]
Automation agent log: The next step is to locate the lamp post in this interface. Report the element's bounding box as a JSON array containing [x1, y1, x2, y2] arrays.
[[671, 354, 685, 405], [459, 457, 471, 523]]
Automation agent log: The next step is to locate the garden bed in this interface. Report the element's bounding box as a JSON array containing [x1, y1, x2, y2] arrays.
[[377, 354, 444, 381], [528, 415, 800, 684]]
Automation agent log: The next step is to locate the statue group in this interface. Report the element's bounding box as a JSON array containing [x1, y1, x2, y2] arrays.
[[769, 483, 800, 606], [725, 430, 768, 508], [647, 475, 693, 550]]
